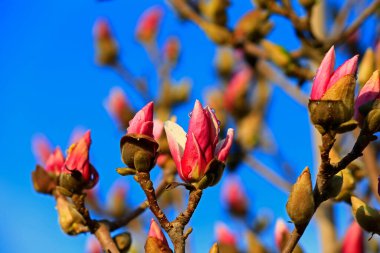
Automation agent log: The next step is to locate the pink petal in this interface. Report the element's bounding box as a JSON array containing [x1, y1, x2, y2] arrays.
[[342, 222, 364, 253], [274, 218, 289, 250], [32, 134, 52, 165], [206, 106, 220, 148], [215, 128, 234, 162], [93, 18, 111, 40], [64, 130, 92, 182], [224, 68, 252, 111], [148, 219, 169, 246], [140, 121, 154, 137], [181, 133, 206, 181], [354, 70, 380, 120], [327, 54, 359, 90], [153, 119, 164, 141], [164, 121, 186, 179], [127, 101, 154, 137], [188, 100, 211, 152], [45, 147, 65, 174], [310, 46, 336, 100], [215, 222, 236, 246], [222, 176, 247, 210]]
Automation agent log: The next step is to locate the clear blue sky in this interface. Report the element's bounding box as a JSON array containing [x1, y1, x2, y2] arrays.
[[0, 0, 374, 252]]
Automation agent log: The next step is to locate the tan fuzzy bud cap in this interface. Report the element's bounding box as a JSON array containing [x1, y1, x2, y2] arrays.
[[358, 48, 375, 87], [286, 167, 315, 225], [351, 195, 380, 234]]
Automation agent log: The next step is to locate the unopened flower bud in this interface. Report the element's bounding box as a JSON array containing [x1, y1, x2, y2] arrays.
[[136, 6, 163, 44], [358, 48, 375, 87], [209, 243, 219, 253], [222, 176, 248, 217], [120, 102, 159, 173], [262, 40, 292, 69], [86, 237, 102, 253], [237, 112, 261, 149], [201, 22, 232, 45], [234, 10, 272, 44], [56, 195, 88, 235], [215, 222, 236, 245], [199, 0, 229, 26], [214, 47, 235, 78], [145, 219, 172, 253], [163, 37, 181, 65], [104, 87, 134, 130], [342, 221, 364, 253], [334, 169, 356, 201], [309, 47, 358, 134], [113, 232, 132, 253], [93, 19, 118, 66], [246, 230, 267, 253], [351, 196, 380, 234], [286, 167, 315, 225]]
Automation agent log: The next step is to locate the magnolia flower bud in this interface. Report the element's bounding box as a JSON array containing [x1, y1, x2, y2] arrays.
[[56, 195, 88, 235], [246, 230, 267, 253], [351, 196, 380, 234], [342, 221, 364, 253], [221, 176, 248, 216], [262, 40, 292, 69], [32, 165, 57, 194], [163, 37, 181, 65], [201, 22, 232, 45], [309, 46, 358, 134], [145, 219, 172, 253], [214, 47, 235, 78], [334, 169, 356, 201], [93, 19, 118, 66], [120, 102, 159, 173], [215, 223, 238, 253], [32, 134, 53, 165], [234, 10, 272, 44], [286, 167, 315, 225], [199, 0, 229, 26], [136, 6, 163, 44], [104, 87, 134, 130], [209, 243, 219, 253], [358, 48, 375, 87]]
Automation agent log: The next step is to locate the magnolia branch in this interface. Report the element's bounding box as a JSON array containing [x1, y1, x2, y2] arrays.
[[283, 130, 376, 253]]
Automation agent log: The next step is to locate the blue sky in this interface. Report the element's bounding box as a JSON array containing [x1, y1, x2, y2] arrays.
[[0, 0, 375, 252]]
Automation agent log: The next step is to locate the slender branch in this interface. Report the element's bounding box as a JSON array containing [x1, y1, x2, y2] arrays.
[[94, 222, 120, 253], [244, 155, 292, 193], [283, 130, 375, 253], [109, 179, 168, 231], [135, 172, 171, 230], [326, 0, 380, 47]]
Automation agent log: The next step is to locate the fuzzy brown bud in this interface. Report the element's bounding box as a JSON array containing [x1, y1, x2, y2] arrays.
[[262, 40, 292, 69], [234, 10, 272, 44], [32, 165, 57, 194], [299, 0, 316, 8], [201, 22, 232, 45], [351, 196, 380, 234], [286, 167, 315, 225], [113, 232, 132, 253], [246, 230, 268, 253], [56, 195, 88, 235], [209, 243, 220, 253], [199, 0, 229, 26], [334, 169, 356, 201]]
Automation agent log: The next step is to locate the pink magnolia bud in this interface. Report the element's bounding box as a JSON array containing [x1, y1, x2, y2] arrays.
[[94, 19, 112, 40], [136, 6, 163, 43], [63, 131, 99, 187], [45, 147, 65, 174], [148, 219, 169, 246], [215, 222, 236, 246], [274, 218, 289, 250], [354, 70, 380, 122], [342, 221, 364, 253], [310, 46, 358, 100], [164, 36, 180, 64], [222, 176, 248, 216], [224, 67, 252, 113], [153, 119, 164, 141], [86, 237, 102, 253], [164, 100, 234, 184], [32, 134, 53, 165], [104, 87, 134, 128], [127, 101, 154, 138]]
